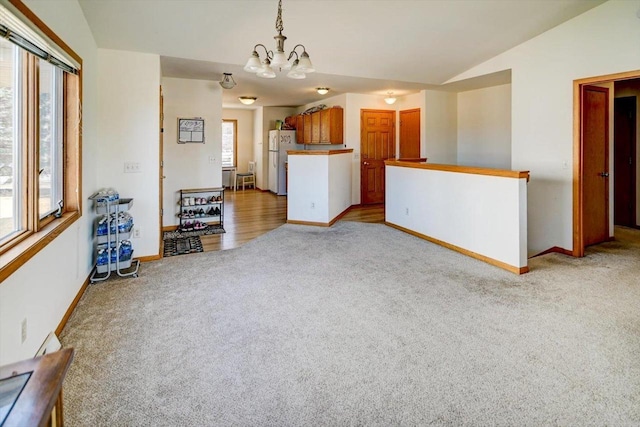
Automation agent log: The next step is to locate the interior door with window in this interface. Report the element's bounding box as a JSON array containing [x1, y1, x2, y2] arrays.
[[360, 110, 395, 204]]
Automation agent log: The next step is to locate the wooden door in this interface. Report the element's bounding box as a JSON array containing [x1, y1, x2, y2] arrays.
[[361, 109, 395, 204], [614, 96, 636, 226], [582, 85, 610, 247], [399, 108, 420, 158]]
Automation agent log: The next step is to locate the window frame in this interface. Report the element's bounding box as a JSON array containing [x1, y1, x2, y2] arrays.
[[221, 119, 237, 168], [0, 0, 82, 283]]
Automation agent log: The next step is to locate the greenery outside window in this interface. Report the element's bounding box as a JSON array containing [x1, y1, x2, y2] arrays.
[[221, 119, 237, 168]]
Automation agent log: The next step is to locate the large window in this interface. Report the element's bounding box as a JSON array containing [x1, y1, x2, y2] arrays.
[[0, 0, 82, 282], [221, 119, 237, 167]]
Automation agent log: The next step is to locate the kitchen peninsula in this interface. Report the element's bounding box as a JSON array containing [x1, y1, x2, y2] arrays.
[[286, 149, 353, 226]]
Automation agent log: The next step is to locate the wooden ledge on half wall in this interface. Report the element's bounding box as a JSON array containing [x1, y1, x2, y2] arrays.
[[385, 160, 530, 181]]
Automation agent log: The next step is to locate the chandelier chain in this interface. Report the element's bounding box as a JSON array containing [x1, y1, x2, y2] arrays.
[[275, 0, 284, 34]]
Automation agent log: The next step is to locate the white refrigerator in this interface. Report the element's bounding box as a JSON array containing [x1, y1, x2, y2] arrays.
[[268, 130, 302, 195]]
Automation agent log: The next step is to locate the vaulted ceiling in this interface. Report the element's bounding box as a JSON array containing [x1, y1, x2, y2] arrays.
[[78, 0, 606, 107]]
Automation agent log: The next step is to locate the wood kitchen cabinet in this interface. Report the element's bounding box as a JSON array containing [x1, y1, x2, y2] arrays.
[[303, 114, 312, 144], [295, 115, 305, 143], [320, 107, 343, 144], [294, 107, 344, 145]]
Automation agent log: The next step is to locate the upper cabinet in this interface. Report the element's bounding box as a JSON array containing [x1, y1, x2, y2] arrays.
[[292, 107, 344, 145]]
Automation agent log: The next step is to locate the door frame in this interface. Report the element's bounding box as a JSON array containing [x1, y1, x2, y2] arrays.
[[573, 69, 640, 257]]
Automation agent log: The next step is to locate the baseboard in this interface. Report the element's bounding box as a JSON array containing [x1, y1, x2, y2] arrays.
[[287, 206, 352, 228], [531, 246, 573, 258], [329, 206, 351, 226], [385, 221, 529, 275], [136, 254, 161, 262], [55, 275, 90, 336], [287, 219, 330, 227]]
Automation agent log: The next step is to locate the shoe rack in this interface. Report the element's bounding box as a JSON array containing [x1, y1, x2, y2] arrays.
[[178, 187, 224, 231]]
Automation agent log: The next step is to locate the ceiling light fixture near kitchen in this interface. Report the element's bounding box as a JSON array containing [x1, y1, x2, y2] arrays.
[[238, 96, 257, 105], [384, 92, 397, 105], [316, 87, 330, 95], [244, 0, 315, 79], [219, 73, 236, 89]]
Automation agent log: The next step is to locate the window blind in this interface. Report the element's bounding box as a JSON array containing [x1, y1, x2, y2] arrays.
[[0, 2, 79, 74]]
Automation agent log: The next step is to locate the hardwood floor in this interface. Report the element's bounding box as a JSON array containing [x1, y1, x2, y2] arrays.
[[199, 190, 384, 252]]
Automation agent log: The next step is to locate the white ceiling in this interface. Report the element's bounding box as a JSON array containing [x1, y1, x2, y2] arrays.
[[77, 0, 606, 108]]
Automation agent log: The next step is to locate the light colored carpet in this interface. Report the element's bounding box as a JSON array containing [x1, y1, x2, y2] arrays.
[[60, 222, 640, 426]]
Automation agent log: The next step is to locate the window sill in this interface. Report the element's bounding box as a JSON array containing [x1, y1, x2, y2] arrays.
[[0, 211, 80, 283]]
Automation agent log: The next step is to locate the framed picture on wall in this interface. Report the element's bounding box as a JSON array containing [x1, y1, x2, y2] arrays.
[[178, 118, 205, 143]]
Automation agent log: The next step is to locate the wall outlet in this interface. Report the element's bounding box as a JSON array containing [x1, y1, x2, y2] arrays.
[[124, 162, 141, 173], [21, 318, 27, 344], [208, 156, 215, 163], [133, 227, 141, 238], [405, 207, 409, 215], [311, 202, 315, 209]]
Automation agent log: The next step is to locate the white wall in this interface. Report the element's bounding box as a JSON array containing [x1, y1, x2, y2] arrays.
[[97, 49, 160, 256], [0, 0, 98, 365], [328, 153, 353, 220], [386, 165, 528, 270], [162, 77, 222, 227], [457, 84, 512, 169], [222, 108, 254, 174], [424, 90, 458, 164], [287, 151, 352, 224], [447, 0, 640, 255], [288, 155, 329, 223]]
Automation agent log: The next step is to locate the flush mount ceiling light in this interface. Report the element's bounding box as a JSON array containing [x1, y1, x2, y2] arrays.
[[384, 92, 397, 105], [316, 87, 330, 95], [238, 96, 257, 105], [244, 0, 315, 79], [219, 73, 236, 89]]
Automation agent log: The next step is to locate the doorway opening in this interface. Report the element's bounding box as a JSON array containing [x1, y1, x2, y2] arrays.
[[574, 70, 640, 257]]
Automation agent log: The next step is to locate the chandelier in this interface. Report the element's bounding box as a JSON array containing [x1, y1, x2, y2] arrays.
[[244, 0, 315, 79]]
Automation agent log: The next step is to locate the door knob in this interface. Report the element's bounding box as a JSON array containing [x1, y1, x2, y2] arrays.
[[599, 172, 609, 177], [363, 161, 369, 165]]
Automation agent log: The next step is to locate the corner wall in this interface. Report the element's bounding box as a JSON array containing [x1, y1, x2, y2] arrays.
[[97, 49, 160, 255], [161, 77, 222, 227]]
